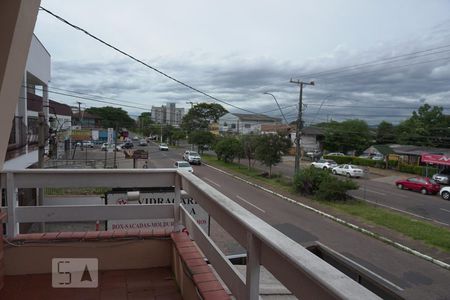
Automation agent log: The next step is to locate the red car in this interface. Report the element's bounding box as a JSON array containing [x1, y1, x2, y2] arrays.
[[395, 177, 441, 195]]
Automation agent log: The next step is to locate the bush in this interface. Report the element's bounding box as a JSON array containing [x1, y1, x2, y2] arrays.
[[316, 177, 359, 201], [293, 167, 330, 195], [293, 167, 358, 201], [399, 164, 438, 177]]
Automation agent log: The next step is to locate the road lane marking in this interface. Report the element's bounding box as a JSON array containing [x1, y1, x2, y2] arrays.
[[441, 208, 450, 213], [236, 195, 265, 213], [203, 177, 221, 188], [204, 163, 450, 271], [359, 188, 386, 196]]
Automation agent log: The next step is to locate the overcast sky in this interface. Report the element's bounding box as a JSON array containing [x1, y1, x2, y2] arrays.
[[34, 0, 450, 125]]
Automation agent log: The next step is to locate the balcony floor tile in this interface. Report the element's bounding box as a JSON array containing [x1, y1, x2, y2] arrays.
[[0, 267, 182, 300]]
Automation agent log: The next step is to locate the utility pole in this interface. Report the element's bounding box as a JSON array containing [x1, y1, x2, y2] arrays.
[[76, 101, 82, 126], [290, 79, 315, 174]]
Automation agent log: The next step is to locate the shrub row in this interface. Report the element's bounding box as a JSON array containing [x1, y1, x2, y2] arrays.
[[293, 167, 359, 201]]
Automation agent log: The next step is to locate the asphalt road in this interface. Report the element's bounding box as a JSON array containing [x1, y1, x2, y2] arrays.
[[143, 143, 450, 300], [351, 178, 450, 227], [208, 153, 450, 228]]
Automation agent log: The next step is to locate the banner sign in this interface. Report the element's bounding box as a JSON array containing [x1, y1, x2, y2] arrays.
[[106, 191, 208, 233], [71, 129, 91, 141], [421, 154, 450, 166]]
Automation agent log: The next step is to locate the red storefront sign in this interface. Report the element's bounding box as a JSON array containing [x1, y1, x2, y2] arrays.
[[421, 154, 450, 166]]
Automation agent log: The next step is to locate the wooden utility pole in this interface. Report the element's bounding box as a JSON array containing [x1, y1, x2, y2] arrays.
[[290, 79, 315, 174]]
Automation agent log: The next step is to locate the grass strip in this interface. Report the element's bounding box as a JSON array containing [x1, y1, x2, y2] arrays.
[[203, 155, 450, 253], [327, 200, 450, 252]]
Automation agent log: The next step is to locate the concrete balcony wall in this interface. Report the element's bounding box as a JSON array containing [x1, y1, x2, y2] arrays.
[[4, 239, 171, 276], [0, 169, 381, 299]]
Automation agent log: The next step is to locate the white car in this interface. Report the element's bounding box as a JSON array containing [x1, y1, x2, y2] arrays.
[[183, 151, 202, 165], [174, 161, 193, 173], [440, 186, 450, 200], [327, 152, 345, 156], [311, 159, 338, 170], [159, 143, 169, 151], [332, 164, 365, 178]]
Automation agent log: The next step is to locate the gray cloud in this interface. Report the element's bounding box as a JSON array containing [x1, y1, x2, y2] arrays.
[[47, 21, 450, 125]]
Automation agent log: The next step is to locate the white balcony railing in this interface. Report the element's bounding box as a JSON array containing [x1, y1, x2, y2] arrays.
[[0, 169, 380, 300]]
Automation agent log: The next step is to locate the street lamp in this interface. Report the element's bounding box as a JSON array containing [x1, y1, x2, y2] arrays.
[[263, 92, 288, 124]]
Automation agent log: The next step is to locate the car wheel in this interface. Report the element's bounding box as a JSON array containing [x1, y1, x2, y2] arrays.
[[397, 184, 403, 189], [420, 188, 428, 195], [323, 167, 327, 170], [332, 170, 337, 175], [346, 173, 352, 178], [442, 191, 450, 201]]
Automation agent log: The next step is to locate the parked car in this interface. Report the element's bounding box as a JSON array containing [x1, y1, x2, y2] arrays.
[[183, 151, 202, 165], [174, 161, 193, 173], [432, 169, 450, 185], [139, 139, 148, 146], [327, 152, 345, 156], [332, 164, 365, 178], [306, 149, 322, 158], [121, 141, 134, 149], [440, 186, 450, 200], [311, 159, 338, 170], [159, 143, 169, 151], [395, 177, 441, 195]]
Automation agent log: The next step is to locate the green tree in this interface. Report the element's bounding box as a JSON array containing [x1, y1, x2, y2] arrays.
[[137, 112, 153, 136], [181, 103, 228, 133], [375, 121, 396, 144], [171, 128, 185, 146], [240, 134, 259, 169], [188, 131, 216, 153], [214, 136, 241, 163], [396, 104, 450, 147], [323, 120, 372, 154], [255, 134, 291, 177], [86, 106, 135, 130]]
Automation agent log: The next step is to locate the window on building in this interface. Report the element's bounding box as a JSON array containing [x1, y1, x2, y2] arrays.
[[231, 123, 236, 129], [244, 124, 251, 128]]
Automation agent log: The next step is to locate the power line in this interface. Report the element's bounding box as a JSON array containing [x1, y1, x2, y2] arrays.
[[33, 86, 150, 111], [296, 43, 450, 78], [39, 6, 258, 115], [47, 85, 147, 107]]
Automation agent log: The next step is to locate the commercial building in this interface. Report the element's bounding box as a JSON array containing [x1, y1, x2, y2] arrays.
[[218, 113, 281, 135]]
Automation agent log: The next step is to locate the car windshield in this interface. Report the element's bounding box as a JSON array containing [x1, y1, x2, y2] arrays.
[[325, 160, 336, 163], [160, 144, 167, 146], [190, 152, 199, 156], [429, 179, 438, 184], [178, 162, 190, 168]]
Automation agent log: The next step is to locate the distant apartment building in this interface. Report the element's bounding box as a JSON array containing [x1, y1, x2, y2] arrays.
[[151, 103, 184, 126], [4, 35, 51, 170]]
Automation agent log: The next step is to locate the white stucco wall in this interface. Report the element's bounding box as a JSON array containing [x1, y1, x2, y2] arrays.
[[26, 35, 51, 84]]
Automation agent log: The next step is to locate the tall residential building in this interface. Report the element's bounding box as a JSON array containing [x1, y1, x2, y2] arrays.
[[151, 103, 184, 126]]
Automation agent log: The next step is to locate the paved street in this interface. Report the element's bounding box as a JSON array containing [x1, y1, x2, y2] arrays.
[[141, 142, 450, 300]]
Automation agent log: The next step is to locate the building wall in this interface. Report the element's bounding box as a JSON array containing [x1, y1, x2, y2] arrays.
[[25, 35, 51, 84], [5, 35, 51, 170]]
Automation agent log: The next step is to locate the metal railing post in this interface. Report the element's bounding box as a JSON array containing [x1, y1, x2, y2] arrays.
[[6, 173, 18, 238], [246, 232, 261, 300], [173, 172, 182, 232]]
